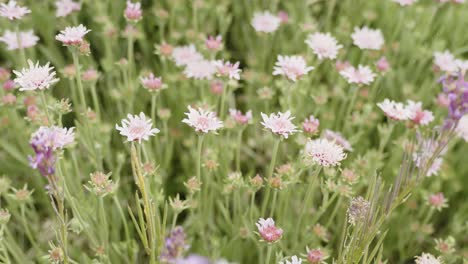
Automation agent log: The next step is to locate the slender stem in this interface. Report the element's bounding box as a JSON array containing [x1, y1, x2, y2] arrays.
[[15, 24, 27, 67], [219, 84, 229, 119], [90, 83, 101, 120], [235, 129, 244, 172], [72, 50, 88, 111], [265, 246, 273, 264], [151, 93, 158, 126], [261, 138, 281, 216], [343, 86, 359, 131], [196, 135, 205, 182], [40, 91, 52, 125]]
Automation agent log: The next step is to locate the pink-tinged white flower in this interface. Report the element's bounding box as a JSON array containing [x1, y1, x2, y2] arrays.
[[213, 60, 241, 80], [377, 99, 413, 121], [115, 112, 160, 143], [255, 218, 283, 243], [455, 59, 468, 74], [302, 115, 320, 134], [415, 253, 443, 264], [304, 138, 346, 167], [392, 0, 418, 6], [323, 129, 353, 151], [305, 32, 342, 60], [13, 60, 59, 91], [351, 26, 384, 50], [456, 114, 468, 142], [406, 100, 434, 126], [140, 73, 165, 92], [426, 157, 443, 177], [205, 35, 222, 51], [182, 106, 223, 133], [184, 60, 216, 80], [0, 30, 39, 50], [273, 55, 314, 82], [31, 126, 75, 150], [277, 10, 289, 24], [124, 1, 142, 21], [56, 24, 91, 46], [261, 111, 298, 139], [229, 109, 252, 125], [307, 249, 326, 264], [171, 45, 203, 67], [433, 51, 458, 73], [0, 0, 30, 20], [55, 0, 81, 17], [251, 11, 281, 33], [340, 65, 376, 85], [279, 255, 302, 264], [428, 192, 448, 210], [376, 56, 390, 72]]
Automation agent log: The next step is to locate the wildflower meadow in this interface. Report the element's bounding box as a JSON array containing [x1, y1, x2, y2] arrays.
[[1, 0, 468, 263]]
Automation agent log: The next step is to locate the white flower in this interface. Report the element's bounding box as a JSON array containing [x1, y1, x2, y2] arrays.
[[172, 45, 203, 67], [455, 59, 468, 74], [184, 60, 216, 80], [0, 30, 39, 50], [13, 60, 59, 91], [304, 138, 347, 167], [340, 65, 376, 85], [323, 129, 353, 151], [273, 55, 314, 82], [414, 253, 443, 264], [433, 51, 458, 73], [351, 26, 384, 50], [305, 32, 342, 60], [56, 24, 91, 45], [251, 11, 281, 33], [116, 113, 160, 143], [261, 111, 298, 139], [279, 256, 302, 264], [456, 114, 468, 142], [406, 100, 434, 126], [213, 60, 241, 80], [256, 217, 283, 242], [377, 99, 414, 121], [55, 0, 81, 17], [182, 106, 223, 133], [0, 0, 30, 20], [392, 0, 418, 6]]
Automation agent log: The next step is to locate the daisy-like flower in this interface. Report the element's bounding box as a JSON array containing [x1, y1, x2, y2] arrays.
[[13, 60, 59, 91], [261, 111, 298, 139], [251, 11, 281, 33], [205, 35, 222, 51], [305, 32, 343, 60], [115, 113, 160, 143], [0, 30, 39, 50], [31, 126, 75, 150], [279, 256, 302, 264], [55, 24, 91, 46], [256, 218, 283, 243], [229, 109, 252, 125], [307, 249, 326, 264], [304, 138, 347, 167], [406, 100, 434, 126], [340, 65, 376, 85], [376, 56, 391, 73], [124, 1, 142, 21], [273, 55, 314, 82], [426, 157, 443, 177], [140, 73, 165, 92], [414, 253, 443, 264], [171, 45, 203, 67], [351, 26, 384, 50], [377, 99, 414, 121], [55, 0, 81, 17], [182, 106, 223, 133], [393, 0, 418, 6], [184, 60, 216, 80], [433, 51, 458, 73], [213, 60, 241, 80], [323, 129, 353, 151], [456, 114, 468, 142], [428, 193, 448, 211], [0, 0, 30, 20], [302, 115, 320, 134]]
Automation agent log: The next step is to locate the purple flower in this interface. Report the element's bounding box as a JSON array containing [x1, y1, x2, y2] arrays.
[[439, 72, 468, 123], [160, 226, 189, 263]]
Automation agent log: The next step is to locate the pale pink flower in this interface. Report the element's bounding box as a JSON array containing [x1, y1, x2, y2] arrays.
[[210, 81, 223, 95], [426, 157, 443, 177], [335, 60, 350, 72], [277, 10, 289, 24], [124, 1, 142, 21], [273, 55, 314, 82], [428, 193, 448, 211], [340, 65, 376, 85], [13, 60, 59, 91], [55, 0, 81, 17], [2, 93, 16, 105], [3, 80, 15, 91], [377, 99, 413, 121], [433, 51, 458, 73], [415, 253, 443, 264], [255, 218, 283, 243], [279, 255, 302, 264], [456, 114, 468, 142], [376, 57, 390, 72], [0, 0, 30, 20], [115, 112, 160, 143], [305, 32, 342, 60], [205, 35, 222, 51], [171, 45, 203, 67], [0, 30, 39, 50], [56, 24, 91, 46], [304, 138, 347, 167], [229, 109, 252, 125], [351, 26, 384, 50], [323, 129, 353, 151], [260, 111, 298, 139], [393, 0, 418, 6], [302, 115, 320, 134], [213, 60, 241, 80], [182, 106, 223, 133], [406, 100, 434, 126], [251, 11, 281, 33], [307, 249, 325, 264], [436, 93, 450, 108], [140, 73, 164, 92], [184, 60, 216, 80], [455, 59, 468, 74]]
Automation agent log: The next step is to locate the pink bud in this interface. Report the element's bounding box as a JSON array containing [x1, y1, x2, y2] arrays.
[[124, 1, 142, 21], [2, 94, 16, 105], [205, 35, 222, 51], [307, 249, 325, 263], [376, 57, 390, 72], [3, 80, 15, 91], [210, 81, 223, 95]]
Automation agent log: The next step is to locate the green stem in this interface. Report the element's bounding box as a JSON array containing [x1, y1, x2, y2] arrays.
[[265, 245, 273, 264], [15, 24, 27, 67], [261, 138, 281, 216], [72, 50, 87, 111], [40, 91, 52, 125], [196, 135, 205, 182], [235, 129, 244, 172]]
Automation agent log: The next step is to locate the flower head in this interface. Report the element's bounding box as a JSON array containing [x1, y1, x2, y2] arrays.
[[376, 56, 391, 73], [377, 99, 413, 121], [393, 0, 418, 6], [351, 26, 384, 50], [347, 196, 370, 225], [414, 253, 443, 264], [256, 218, 283, 242], [340, 65, 376, 85], [323, 129, 353, 151], [456, 114, 468, 141], [307, 249, 326, 264], [0, 0, 30, 20], [55, 0, 81, 17], [406, 100, 434, 126], [305, 32, 342, 60], [184, 60, 216, 80], [172, 45, 203, 67], [0, 30, 39, 50], [205, 35, 222, 51], [56, 24, 91, 46], [160, 226, 189, 263], [140, 73, 164, 92], [13, 60, 59, 91], [213, 60, 241, 80], [182, 106, 223, 133], [304, 138, 346, 167], [434, 51, 458, 73], [251, 11, 281, 33], [116, 112, 160, 143], [124, 1, 142, 21], [279, 255, 302, 264], [302, 115, 320, 134], [261, 111, 298, 139], [428, 193, 448, 211], [273, 55, 314, 82], [229, 109, 252, 125]]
